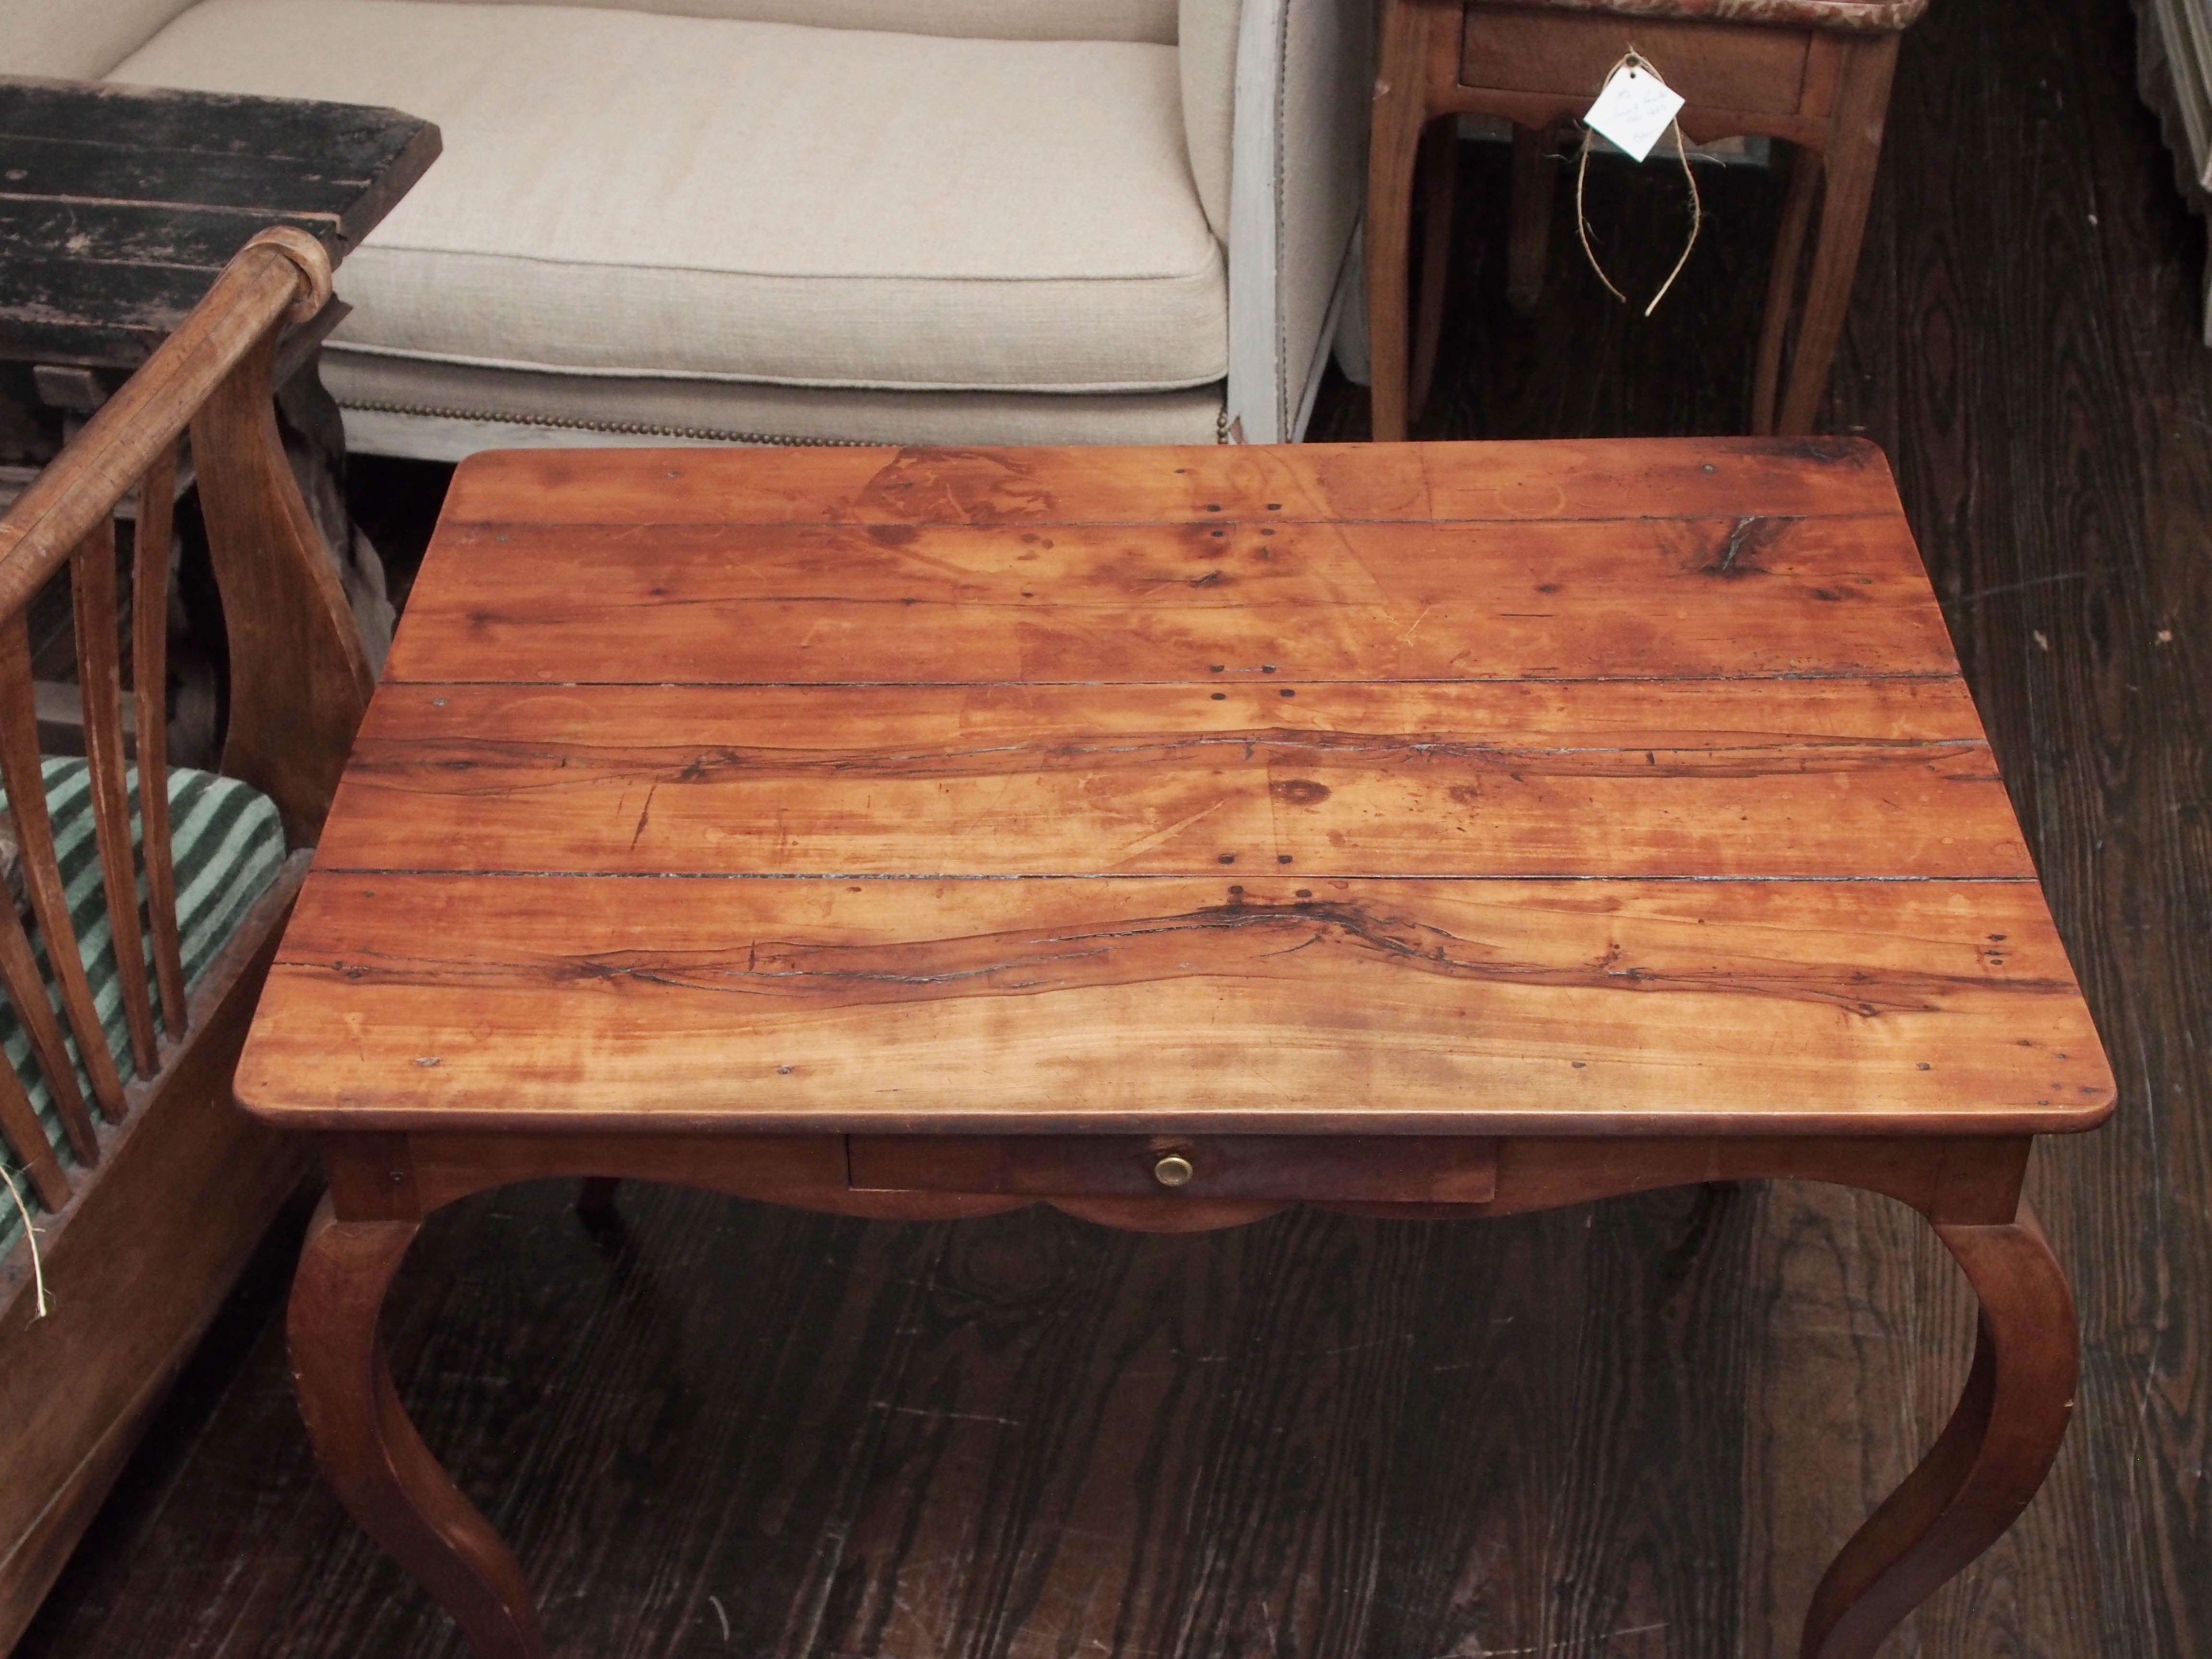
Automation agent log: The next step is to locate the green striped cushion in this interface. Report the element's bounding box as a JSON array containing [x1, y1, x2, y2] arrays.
[[0, 760, 287, 1251]]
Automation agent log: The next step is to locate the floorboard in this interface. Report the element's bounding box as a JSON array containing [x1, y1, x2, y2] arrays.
[[17, 0, 2211, 1649]]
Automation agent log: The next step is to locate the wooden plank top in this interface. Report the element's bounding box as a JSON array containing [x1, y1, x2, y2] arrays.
[[0, 76, 440, 367], [236, 439, 2117, 1138]]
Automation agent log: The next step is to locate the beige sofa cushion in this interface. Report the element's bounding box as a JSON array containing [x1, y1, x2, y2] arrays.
[[373, 0, 1177, 41], [114, 0, 1229, 395]]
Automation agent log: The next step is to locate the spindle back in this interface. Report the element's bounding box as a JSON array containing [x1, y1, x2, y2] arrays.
[[0, 228, 373, 1218]]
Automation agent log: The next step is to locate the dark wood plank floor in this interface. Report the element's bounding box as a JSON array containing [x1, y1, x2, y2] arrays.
[[19, 0, 2208, 1649]]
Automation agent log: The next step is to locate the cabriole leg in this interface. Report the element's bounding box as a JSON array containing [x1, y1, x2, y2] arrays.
[[1800, 1204, 2076, 1659], [288, 1196, 544, 1659]]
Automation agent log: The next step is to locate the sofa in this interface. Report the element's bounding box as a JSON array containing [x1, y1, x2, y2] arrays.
[[7, 0, 1370, 450]]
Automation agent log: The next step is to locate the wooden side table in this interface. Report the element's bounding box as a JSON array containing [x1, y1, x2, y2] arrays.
[[0, 76, 440, 670], [1369, 0, 1924, 439], [240, 438, 2114, 1659]]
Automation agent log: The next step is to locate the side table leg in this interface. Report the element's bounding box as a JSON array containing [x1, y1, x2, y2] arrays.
[[1409, 117, 1460, 422], [1751, 142, 1821, 436], [289, 1197, 544, 1659], [1774, 34, 1899, 435], [1800, 1204, 2076, 1659], [1505, 120, 1557, 316], [1366, 0, 1433, 442]]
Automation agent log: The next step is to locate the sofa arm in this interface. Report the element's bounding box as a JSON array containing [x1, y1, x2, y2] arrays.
[[1223, 0, 1372, 441]]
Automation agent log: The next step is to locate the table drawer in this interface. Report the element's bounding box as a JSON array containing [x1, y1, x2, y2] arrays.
[[1459, 8, 1812, 116], [846, 1135, 1499, 1204]]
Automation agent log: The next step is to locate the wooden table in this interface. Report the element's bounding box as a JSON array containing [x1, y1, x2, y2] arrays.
[[0, 76, 439, 671], [239, 438, 2114, 1659], [0, 76, 437, 375]]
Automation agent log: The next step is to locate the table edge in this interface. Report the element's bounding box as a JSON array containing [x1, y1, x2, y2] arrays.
[[231, 1100, 2117, 1139]]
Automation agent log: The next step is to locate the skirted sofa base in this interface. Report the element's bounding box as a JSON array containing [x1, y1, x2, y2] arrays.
[[320, 351, 1229, 460]]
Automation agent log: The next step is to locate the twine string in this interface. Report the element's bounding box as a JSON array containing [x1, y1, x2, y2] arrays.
[[0, 1164, 48, 1318], [1575, 49, 1704, 317]]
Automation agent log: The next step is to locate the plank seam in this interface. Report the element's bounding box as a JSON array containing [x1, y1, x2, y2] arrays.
[[295, 869, 2044, 883]]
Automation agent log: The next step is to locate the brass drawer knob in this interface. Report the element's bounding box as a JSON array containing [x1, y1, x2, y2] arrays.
[[1153, 1154, 1195, 1188]]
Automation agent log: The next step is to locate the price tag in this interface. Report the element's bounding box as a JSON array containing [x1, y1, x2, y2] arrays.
[[1583, 59, 1685, 163]]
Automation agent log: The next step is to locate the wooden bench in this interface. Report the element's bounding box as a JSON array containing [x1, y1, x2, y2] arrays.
[[0, 228, 372, 1646]]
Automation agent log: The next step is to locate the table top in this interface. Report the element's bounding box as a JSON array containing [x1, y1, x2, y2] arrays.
[[0, 75, 439, 367], [236, 439, 2116, 1140]]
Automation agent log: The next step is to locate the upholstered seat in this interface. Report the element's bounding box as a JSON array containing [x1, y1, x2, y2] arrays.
[[0, 761, 285, 1246], [113, 0, 1231, 398]]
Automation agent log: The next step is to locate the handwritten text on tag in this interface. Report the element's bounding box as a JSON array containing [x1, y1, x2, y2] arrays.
[[1584, 60, 1685, 163]]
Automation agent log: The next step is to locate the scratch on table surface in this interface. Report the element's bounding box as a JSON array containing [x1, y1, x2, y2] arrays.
[[1106, 797, 1227, 866], [1712, 517, 1762, 576]]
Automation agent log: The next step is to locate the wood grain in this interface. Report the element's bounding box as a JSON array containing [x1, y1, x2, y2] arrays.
[[0, 860, 313, 1656], [21, 0, 2202, 1649], [0, 1181, 1917, 1659], [244, 438, 2107, 1151], [132, 438, 189, 1039], [0, 223, 380, 1650], [247, 444, 2105, 1657], [191, 308, 375, 844], [0, 1056, 68, 1211], [860, 1133, 1501, 1202], [342, 1127, 2021, 1227], [0, 819, 97, 1166], [288, 1204, 541, 1659], [386, 512, 1958, 686], [0, 614, 127, 1119], [0, 237, 307, 620], [1456, 9, 1814, 111], [242, 872, 2105, 1134], [0, 75, 440, 369], [432, 435, 1904, 529], [321, 678, 2024, 879], [70, 517, 160, 1077]]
